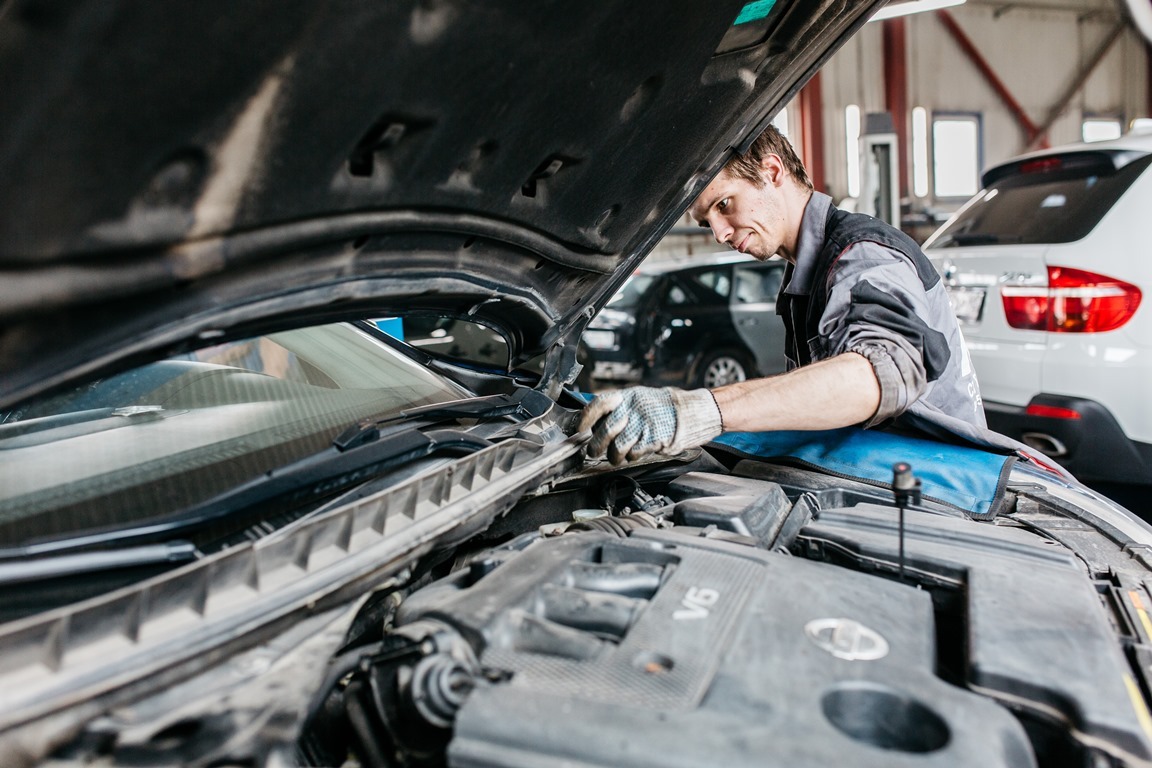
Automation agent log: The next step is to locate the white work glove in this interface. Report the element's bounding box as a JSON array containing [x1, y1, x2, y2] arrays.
[[578, 386, 724, 465]]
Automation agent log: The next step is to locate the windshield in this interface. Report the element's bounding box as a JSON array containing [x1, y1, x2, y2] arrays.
[[926, 153, 1152, 248], [0, 323, 466, 547], [606, 274, 656, 310]]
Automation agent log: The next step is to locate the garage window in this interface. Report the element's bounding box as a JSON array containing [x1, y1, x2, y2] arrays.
[[932, 113, 981, 199], [846, 104, 862, 198], [1082, 118, 1122, 143]]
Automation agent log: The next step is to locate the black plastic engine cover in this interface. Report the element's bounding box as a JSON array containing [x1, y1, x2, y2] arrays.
[[397, 529, 1034, 767], [802, 503, 1152, 763]]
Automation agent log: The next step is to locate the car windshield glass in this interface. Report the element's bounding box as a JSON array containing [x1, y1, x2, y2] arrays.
[[0, 323, 467, 547], [606, 274, 656, 309], [927, 153, 1152, 247], [684, 268, 731, 302], [735, 265, 783, 303]]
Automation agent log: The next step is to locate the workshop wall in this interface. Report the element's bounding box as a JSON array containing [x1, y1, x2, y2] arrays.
[[817, 2, 1149, 220], [651, 0, 1149, 260]]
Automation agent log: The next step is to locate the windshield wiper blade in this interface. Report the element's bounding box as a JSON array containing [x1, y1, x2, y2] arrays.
[[388, 388, 553, 427], [7, 391, 557, 560], [10, 428, 495, 558], [0, 541, 198, 585], [332, 388, 554, 451]]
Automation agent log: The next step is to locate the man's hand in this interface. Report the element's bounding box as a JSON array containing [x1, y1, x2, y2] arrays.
[[578, 386, 723, 465]]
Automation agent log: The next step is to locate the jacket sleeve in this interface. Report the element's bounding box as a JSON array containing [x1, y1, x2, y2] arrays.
[[817, 240, 952, 427]]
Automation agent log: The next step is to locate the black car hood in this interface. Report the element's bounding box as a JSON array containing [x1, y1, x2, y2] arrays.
[[0, 0, 875, 405]]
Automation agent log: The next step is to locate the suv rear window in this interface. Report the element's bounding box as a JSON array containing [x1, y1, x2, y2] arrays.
[[926, 152, 1152, 247]]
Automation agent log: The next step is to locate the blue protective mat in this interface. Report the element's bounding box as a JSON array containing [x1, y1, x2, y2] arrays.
[[710, 427, 1016, 519]]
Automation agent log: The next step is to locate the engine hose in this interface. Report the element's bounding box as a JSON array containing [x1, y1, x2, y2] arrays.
[[567, 513, 659, 537]]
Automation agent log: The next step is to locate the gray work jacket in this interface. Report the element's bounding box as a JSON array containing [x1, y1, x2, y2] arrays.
[[779, 192, 1023, 454]]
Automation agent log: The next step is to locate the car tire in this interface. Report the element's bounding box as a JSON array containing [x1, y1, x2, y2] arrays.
[[692, 349, 752, 388]]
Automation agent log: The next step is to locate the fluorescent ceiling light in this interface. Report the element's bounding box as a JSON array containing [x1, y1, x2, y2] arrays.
[[868, 0, 966, 21]]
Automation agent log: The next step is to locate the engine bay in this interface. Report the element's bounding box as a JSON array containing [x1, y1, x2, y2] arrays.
[[296, 454, 1152, 768]]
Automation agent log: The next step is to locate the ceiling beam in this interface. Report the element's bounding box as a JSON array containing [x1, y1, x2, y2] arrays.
[[1025, 20, 1126, 149], [936, 9, 1049, 149]]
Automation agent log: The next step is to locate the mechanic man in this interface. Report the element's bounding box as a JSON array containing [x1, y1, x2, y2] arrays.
[[581, 124, 1010, 465]]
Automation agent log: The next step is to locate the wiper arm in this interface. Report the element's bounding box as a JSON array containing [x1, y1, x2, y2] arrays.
[[332, 388, 554, 451], [0, 541, 198, 585], [10, 428, 495, 558], [389, 388, 553, 428]]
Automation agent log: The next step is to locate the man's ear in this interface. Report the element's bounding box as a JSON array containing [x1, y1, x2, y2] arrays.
[[760, 153, 786, 186]]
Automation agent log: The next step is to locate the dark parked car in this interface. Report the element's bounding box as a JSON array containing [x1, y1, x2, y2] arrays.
[[583, 255, 787, 388], [3, 3, 1152, 768]]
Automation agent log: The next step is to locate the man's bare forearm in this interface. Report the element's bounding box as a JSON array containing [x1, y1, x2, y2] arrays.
[[711, 352, 881, 432]]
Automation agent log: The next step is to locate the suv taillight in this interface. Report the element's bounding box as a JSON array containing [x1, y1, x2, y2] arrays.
[[1001, 266, 1142, 332]]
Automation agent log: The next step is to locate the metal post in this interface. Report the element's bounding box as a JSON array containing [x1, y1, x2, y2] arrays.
[[892, 462, 921, 581], [883, 17, 910, 200], [799, 71, 827, 192]]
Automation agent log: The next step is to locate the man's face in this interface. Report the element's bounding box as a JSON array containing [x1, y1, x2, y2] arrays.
[[689, 166, 788, 261]]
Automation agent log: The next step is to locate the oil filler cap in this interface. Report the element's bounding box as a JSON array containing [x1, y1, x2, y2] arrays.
[[805, 618, 890, 661]]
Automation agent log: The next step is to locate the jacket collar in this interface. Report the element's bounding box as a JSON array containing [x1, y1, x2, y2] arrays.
[[782, 190, 832, 296]]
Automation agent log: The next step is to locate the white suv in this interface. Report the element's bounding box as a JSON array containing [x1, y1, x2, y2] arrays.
[[924, 130, 1152, 485]]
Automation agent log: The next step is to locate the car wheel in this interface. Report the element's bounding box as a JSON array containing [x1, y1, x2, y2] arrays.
[[693, 349, 752, 388]]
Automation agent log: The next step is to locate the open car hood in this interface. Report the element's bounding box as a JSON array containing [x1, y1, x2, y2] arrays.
[[0, 0, 876, 405]]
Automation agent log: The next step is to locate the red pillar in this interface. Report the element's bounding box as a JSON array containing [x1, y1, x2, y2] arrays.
[[883, 17, 909, 199], [798, 71, 826, 193]]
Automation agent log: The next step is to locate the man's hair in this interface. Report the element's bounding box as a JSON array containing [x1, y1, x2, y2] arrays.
[[724, 124, 814, 192]]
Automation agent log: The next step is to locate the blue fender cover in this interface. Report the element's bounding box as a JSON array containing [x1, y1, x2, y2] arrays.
[[710, 427, 1016, 519]]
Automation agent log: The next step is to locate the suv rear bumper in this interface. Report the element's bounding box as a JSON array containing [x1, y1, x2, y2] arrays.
[[985, 395, 1152, 485]]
